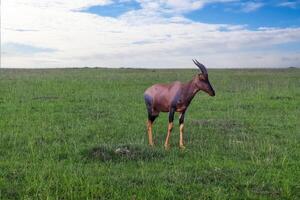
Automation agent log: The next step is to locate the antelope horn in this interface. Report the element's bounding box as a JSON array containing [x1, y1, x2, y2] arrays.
[[192, 59, 207, 75]]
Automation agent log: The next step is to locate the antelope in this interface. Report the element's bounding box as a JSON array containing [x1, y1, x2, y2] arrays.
[[144, 60, 215, 149]]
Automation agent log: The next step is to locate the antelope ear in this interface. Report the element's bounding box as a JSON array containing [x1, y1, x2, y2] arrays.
[[198, 73, 205, 80]]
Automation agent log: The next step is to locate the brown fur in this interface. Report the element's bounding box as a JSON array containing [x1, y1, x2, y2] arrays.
[[144, 60, 215, 149]]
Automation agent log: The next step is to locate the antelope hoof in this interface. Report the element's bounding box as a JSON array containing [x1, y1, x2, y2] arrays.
[[164, 144, 170, 150], [179, 145, 186, 150]]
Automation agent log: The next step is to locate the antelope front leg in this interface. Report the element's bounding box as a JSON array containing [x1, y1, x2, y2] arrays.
[[147, 114, 157, 147], [147, 120, 154, 146], [179, 112, 186, 149], [164, 109, 175, 150]]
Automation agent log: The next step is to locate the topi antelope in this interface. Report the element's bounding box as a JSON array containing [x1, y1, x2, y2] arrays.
[[144, 60, 215, 149]]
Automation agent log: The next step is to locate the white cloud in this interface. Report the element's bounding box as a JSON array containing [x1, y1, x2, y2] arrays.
[[4, 0, 113, 10], [240, 1, 264, 12], [137, 0, 238, 13], [278, 1, 300, 9], [1, 0, 300, 68]]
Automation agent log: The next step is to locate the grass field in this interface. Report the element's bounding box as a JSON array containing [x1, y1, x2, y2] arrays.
[[0, 68, 299, 199]]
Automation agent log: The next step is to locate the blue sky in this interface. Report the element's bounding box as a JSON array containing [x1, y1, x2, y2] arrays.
[[2, 0, 300, 68], [185, 2, 300, 29], [83, 0, 300, 29], [83, 1, 142, 17]]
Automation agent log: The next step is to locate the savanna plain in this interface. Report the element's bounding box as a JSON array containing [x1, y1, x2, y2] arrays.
[[0, 68, 299, 199]]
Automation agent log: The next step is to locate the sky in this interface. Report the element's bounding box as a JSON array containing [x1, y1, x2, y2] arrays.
[[1, 0, 300, 68]]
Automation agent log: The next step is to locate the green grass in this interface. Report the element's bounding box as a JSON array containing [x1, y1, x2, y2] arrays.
[[0, 68, 299, 199]]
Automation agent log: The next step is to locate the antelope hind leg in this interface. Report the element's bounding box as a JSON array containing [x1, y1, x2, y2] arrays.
[[164, 122, 173, 150], [179, 112, 186, 149], [165, 109, 175, 150], [179, 124, 185, 149]]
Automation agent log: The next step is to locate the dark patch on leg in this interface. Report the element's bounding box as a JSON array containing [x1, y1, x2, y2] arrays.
[[169, 108, 175, 123], [144, 94, 153, 114], [148, 114, 157, 122], [179, 112, 185, 125], [144, 94, 158, 122]]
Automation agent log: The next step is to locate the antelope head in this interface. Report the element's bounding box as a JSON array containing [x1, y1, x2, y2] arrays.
[[193, 59, 215, 96]]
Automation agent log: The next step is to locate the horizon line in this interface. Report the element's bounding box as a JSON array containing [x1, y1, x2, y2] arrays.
[[0, 66, 299, 70]]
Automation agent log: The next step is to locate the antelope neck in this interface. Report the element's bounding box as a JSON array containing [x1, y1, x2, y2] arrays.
[[183, 77, 200, 104]]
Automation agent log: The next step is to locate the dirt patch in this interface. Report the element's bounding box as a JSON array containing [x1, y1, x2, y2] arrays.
[[87, 146, 115, 162], [85, 144, 165, 162]]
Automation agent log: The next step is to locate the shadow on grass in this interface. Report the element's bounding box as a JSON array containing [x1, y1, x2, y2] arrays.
[[84, 144, 165, 162]]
